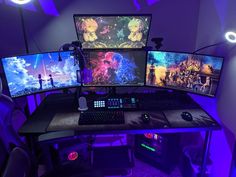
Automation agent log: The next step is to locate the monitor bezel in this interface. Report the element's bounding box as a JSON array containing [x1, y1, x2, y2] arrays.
[[73, 14, 152, 49], [0, 50, 82, 98], [145, 50, 224, 98], [82, 48, 147, 87]]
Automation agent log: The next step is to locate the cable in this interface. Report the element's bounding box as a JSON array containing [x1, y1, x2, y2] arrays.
[[32, 37, 42, 53], [19, 7, 29, 54], [193, 41, 226, 54], [58, 42, 85, 66], [18, 7, 43, 54]]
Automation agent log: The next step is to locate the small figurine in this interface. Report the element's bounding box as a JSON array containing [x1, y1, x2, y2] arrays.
[[128, 18, 143, 42], [82, 18, 98, 42]]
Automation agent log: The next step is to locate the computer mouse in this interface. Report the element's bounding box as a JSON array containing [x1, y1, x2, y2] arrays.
[[141, 113, 151, 123], [181, 111, 193, 121]]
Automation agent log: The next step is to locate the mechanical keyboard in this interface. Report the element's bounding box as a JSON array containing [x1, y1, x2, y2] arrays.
[[79, 111, 125, 125]]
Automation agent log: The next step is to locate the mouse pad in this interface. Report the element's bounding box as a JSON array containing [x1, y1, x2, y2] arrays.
[[163, 109, 218, 128], [47, 112, 80, 131], [125, 111, 170, 129]]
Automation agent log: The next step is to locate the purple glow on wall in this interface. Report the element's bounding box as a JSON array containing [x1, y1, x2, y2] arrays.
[[38, 0, 59, 16], [214, 0, 228, 32], [189, 94, 220, 121], [133, 0, 141, 10], [190, 94, 233, 177], [27, 95, 37, 114], [133, 0, 160, 10], [147, 0, 160, 5]]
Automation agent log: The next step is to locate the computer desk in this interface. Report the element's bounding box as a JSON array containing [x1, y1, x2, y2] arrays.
[[19, 91, 221, 177]]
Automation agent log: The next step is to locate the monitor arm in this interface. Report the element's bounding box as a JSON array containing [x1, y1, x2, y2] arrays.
[[58, 40, 85, 70]]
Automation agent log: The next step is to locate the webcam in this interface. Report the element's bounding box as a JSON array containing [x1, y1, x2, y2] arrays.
[[151, 37, 163, 50]]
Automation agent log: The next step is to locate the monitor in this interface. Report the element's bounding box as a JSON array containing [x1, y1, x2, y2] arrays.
[[82, 50, 146, 86], [73, 14, 152, 49], [146, 51, 224, 97], [1, 51, 81, 98]]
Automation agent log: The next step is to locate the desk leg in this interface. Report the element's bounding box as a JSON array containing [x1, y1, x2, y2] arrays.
[[27, 135, 39, 177], [200, 130, 212, 177]]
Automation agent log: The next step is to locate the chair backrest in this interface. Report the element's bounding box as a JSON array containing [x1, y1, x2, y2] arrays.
[[0, 77, 24, 151], [0, 138, 8, 174], [0, 76, 2, 95], [2, 147, 31, 177]]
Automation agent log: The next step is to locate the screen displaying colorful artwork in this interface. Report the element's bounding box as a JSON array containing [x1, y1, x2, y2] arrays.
[[83, 50, 146, 86], [146, 51, 224, 97], [1, 51, 81, 98], [73, 14, 151, 49]]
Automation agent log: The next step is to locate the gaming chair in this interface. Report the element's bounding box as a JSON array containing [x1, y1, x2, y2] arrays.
[[0, 77, 24, 151]]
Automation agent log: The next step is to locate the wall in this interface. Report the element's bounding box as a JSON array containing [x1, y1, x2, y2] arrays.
[[195, 0, 236, 176], [0, 0, 200, 56]]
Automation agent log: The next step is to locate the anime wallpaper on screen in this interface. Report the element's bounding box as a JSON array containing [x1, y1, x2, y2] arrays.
[[74, 15, 151, 49], [83, 50, 146, 86], [146, 51, 223, 96], [1, 51, 81, 98]]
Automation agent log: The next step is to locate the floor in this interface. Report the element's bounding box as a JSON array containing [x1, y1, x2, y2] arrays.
[[38, 157, 183, 177], [130, 158, 182, 177]]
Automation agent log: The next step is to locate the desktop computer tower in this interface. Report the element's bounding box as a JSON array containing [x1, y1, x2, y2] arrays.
[[134, 133, 180, 172]]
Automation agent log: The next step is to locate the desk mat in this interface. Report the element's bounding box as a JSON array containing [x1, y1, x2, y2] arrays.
[[47, 112, 80, 131], [47, 111, 169, 132]]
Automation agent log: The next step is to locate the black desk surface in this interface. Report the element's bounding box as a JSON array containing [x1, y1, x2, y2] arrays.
[[19, 92, 221, 137]]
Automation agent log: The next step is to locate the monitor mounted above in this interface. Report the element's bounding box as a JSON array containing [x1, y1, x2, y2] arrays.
[[146, 51, 224, 97], [82, 49, 146, 87], [73, 14, 152, 49], [1, 51, 81, 98]]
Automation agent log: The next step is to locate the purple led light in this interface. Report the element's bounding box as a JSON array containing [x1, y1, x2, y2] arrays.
[[38, 0, 59, 16], [147, 0, 160, 5], [133, 0, 160, 10], [133, 0, 141, 10]]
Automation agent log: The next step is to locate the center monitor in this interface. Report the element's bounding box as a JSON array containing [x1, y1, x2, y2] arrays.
[[82, 49, 146, 87], [73, 14, 152, 49], [146, 51, 224, 97], [1, 51, 81, 98]]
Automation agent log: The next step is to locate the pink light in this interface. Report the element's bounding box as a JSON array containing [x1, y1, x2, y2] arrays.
[[144, 133, 154, 139], [68, 151, 78, 161]]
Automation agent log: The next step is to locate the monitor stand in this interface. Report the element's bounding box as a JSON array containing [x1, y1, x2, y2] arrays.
[[154, 89, 196, 107], [62, 88, 69, 94], [108, 87, 117, 96]]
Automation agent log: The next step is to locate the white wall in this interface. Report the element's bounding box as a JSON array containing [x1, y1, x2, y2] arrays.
[[195, 0, 236, 176]]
